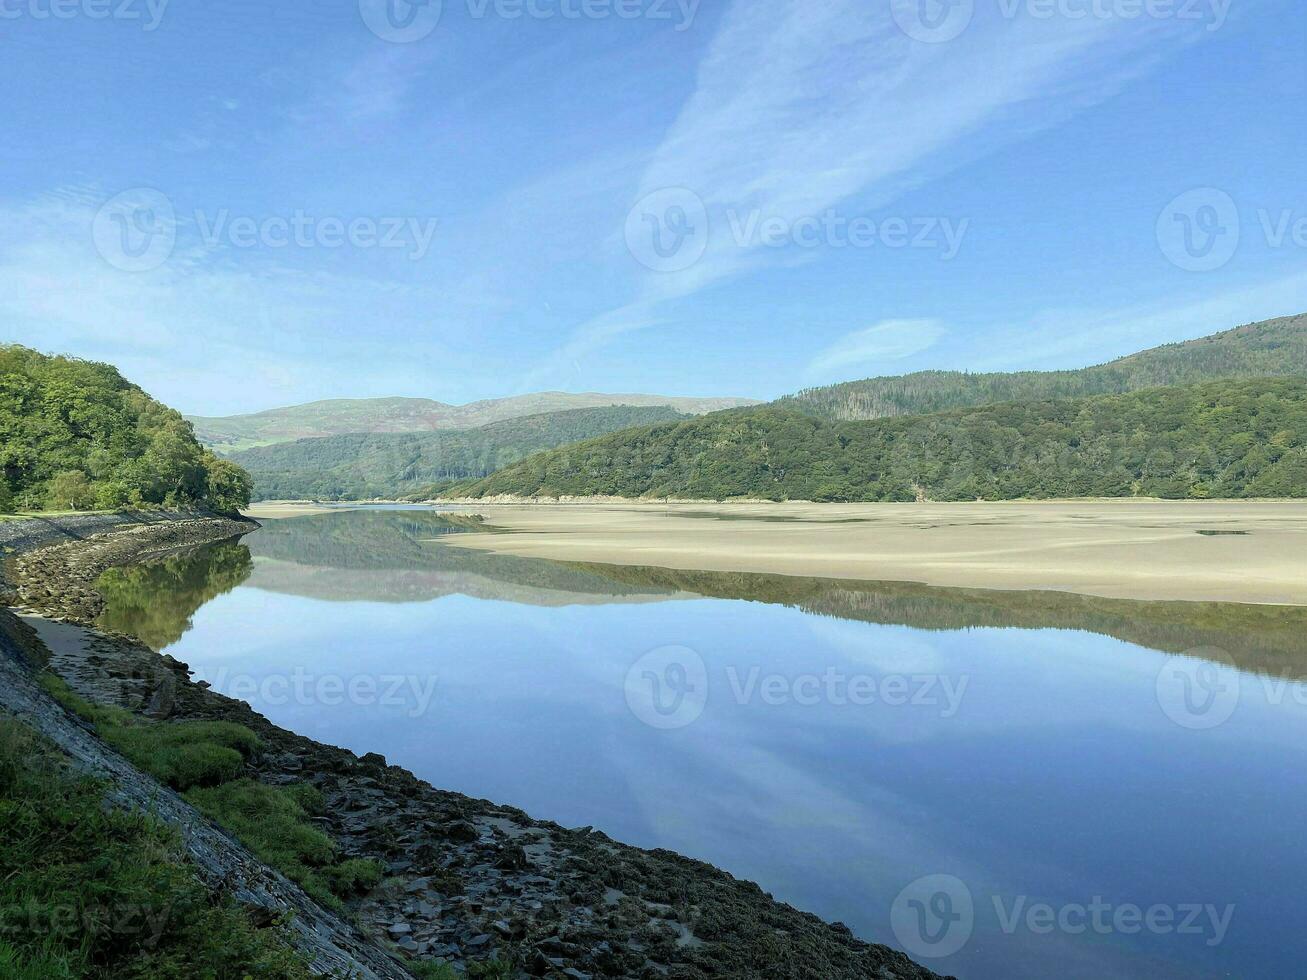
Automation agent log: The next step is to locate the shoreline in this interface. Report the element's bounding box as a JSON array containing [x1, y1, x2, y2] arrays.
[[244, 498, 1307, 604], [1, 513, 945, 980], [1, 509, 259, 620], [391, 499, 1307, 606]]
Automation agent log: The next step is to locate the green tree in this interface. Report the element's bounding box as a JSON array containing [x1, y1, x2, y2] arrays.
[[203, 454, 254, 513], [45, 470, 96, 511], [1248, 447, 1307, 498], [226, 405, 689, 501], [453, 378, 1307, 503], [784, 313, 1307, 421], [0, 345, 253, 514]]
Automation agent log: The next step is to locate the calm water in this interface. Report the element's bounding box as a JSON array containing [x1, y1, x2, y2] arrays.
[[97, 511, 1307, 979]]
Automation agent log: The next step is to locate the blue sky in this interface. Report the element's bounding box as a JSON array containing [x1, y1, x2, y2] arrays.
[[2, 0, 1304, 416]]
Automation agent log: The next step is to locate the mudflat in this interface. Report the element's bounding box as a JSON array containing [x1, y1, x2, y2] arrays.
[[408, 499, 1307, 605], [244, 501, 353, 519]]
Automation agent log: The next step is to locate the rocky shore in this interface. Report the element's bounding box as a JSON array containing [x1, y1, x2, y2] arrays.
[[0, 509, 258, 616], [1, 512, 946, 980]]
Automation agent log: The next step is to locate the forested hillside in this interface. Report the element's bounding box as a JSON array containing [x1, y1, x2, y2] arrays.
[[0, 346, 251, 513], [230, 405, 689, 500], [450, 377, 1307, 502], [191, 392, 755, 451], [784, 314, 1307, 420]]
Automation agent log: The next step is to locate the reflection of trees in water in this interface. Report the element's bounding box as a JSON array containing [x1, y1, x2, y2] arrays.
[[566, 563, 1307, 680], [246, 511, 674, 600], [95, 540, 253, 650], [95, 511, 1307, 679], [248, 511, 492, 570]]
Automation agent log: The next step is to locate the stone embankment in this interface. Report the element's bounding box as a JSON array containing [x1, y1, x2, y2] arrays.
[[1, 509, 256, 617]]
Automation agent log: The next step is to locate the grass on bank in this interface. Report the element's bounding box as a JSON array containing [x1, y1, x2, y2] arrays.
[[38, 673, 382, 911], [0, 717, 314, 979], [185, 780, 383, 909]]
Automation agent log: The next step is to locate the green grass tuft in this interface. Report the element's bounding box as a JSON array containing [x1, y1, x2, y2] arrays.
[[39, 672, 135, 728], [0, 718, 312, 978], [40, 673, 263, 791], [102, 720, 260, 791], [321, 857, 386, 897], [184, 779, 378, 910], [37, 671, 379, 909]]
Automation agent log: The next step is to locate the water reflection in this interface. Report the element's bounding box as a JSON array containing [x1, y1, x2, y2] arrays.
[[91, 510, 1307, 979], [95, 539, 253, 649], [565, 563, 1307, 681], [100, 510, 1307, 679], [246, 510, 683, 605]]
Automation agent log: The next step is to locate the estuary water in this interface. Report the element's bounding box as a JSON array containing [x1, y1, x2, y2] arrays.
[[96, 509, 1307, 979]]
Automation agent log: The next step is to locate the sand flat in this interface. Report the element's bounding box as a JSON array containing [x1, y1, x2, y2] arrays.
[[425, 500, 1307, 605], [244, 501, 355, 519]]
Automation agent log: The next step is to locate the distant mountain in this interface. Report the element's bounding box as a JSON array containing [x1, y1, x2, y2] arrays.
[[229, 405, 691, 500], [446, 315, 1307, 502], [449, 377, 1307, 501], [199, 313, 1307, 504], [189, 392, 758, 451], [783, 313, 1307, 420]]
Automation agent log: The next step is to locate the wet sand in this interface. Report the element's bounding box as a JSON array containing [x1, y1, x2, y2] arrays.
[[244, 501, 356, 519], [413, 500, 1307, 605]]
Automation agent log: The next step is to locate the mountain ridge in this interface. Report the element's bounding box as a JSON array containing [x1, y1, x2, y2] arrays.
[[189, 392, 759, 451], [445, 374, 1307, 502], [783, 313, 1307, 420], [228, 404, 692, 500], [204, 314, 1307, 504]]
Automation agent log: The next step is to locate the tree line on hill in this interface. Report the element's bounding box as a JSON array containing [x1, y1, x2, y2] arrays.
[[0, 346, 252, 514], [228, 405, 688, 500], [783, 314, 1307, 420], [8, 316, 1306, 511], [445, 377, 1307, 502]]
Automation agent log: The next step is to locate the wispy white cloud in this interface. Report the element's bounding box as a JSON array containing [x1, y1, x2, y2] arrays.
[[640, 0, 1207, 286], [529, 0, 1226, 384], [805, 319, 946, 382]]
